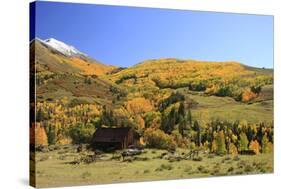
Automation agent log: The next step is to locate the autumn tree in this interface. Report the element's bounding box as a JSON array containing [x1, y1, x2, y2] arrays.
[[125, 97, 153, 114], [215, 130, 226, 155], [239, 132, 249, 151], [228, 143, 238, 156], [211, 140, 217, 153], [249, 140, 260, 154], [241, 89, 257, 102], [144, 128, 176, 150], [100, 106, 116, 126], [261, 134, 272, 153], [35, 123, 48, 146], [69, 122, 95, 144]]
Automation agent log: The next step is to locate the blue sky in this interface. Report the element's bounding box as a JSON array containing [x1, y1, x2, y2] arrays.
[[33, 1, 273, 68]]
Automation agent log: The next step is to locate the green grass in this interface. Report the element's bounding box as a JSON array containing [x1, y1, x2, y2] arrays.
[[186, 93, 273, 123], [34, 148, 273, 188]]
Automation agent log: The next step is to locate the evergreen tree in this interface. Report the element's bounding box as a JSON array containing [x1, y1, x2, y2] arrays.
[[161, 107, 177, 134], [178, 102, 185, 118], [178, 115, 186, 137], [187, 109, 192, 126], [168, 107, 177, 133], [193, 120, 201, 146]]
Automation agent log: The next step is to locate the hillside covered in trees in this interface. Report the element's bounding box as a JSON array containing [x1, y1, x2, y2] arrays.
[[31, 38, 274, 156]]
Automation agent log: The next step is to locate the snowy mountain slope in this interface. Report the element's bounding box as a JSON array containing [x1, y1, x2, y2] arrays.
[[37, 38, 86, 57], [31, 38, 117, 76]]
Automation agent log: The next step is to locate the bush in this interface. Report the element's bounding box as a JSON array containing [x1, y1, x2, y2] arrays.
[[35, 145, 49, 153], [81, 171, 91, 178], [143, 169, 150, 174], [144, 128, 176, 151], [69, 123, 95, 144], [160, 163, 173, 171], [211, 168, 220, 176], [237, 160, 247, 169], [227, 167, 234, 172], [197, 165, 209, 174], [38, 155, 49, 162], [244, 165, 254, 173], [193, 157, 203, 161], [155, 167, 163, 172]]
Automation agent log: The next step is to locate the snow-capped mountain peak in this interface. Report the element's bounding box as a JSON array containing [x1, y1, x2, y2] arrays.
[[40, 38, 85, 57]]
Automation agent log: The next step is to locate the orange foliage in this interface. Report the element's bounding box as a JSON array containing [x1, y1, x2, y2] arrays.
[[69, 57, 115, 76], [30, 123, 48, 146], [229, 143, 238, 156], [125, 97, 153, 114], [249, 140, 260, 154], [242, 89, 257, 102]]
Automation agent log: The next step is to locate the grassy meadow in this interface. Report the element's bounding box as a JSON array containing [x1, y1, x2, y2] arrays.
[[187, 92, 273, 123], [34, 147, 273, 188]]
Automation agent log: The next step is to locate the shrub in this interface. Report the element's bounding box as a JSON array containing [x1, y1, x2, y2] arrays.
[[143, 169, 150, 174], [155, 167, 163, 172], [160, 163, 173, 171], [197, 165, 209, 174], [38, 155, 49, 162], [244, 165, 254, 173], [193, 157, 203, 161], [144, 128, 176, 150], [211, 168, 220, 176], [35, 145, 49, 153], [227, 167, 234, 172], [81, 171, 91, 178], [69, 123, 95, 144], [237, 160, 247, 169]]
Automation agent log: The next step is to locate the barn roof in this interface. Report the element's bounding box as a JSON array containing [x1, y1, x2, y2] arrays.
[[92, 127, 132, 143]]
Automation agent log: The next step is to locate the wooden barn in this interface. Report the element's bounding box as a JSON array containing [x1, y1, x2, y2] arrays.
[[92, 127, 136, 150]]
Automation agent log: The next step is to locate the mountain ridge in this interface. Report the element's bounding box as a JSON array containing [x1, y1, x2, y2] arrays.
[[36, 37, 85, 57], [31, 38, 117, 76], [31, 37, 273, 106]]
